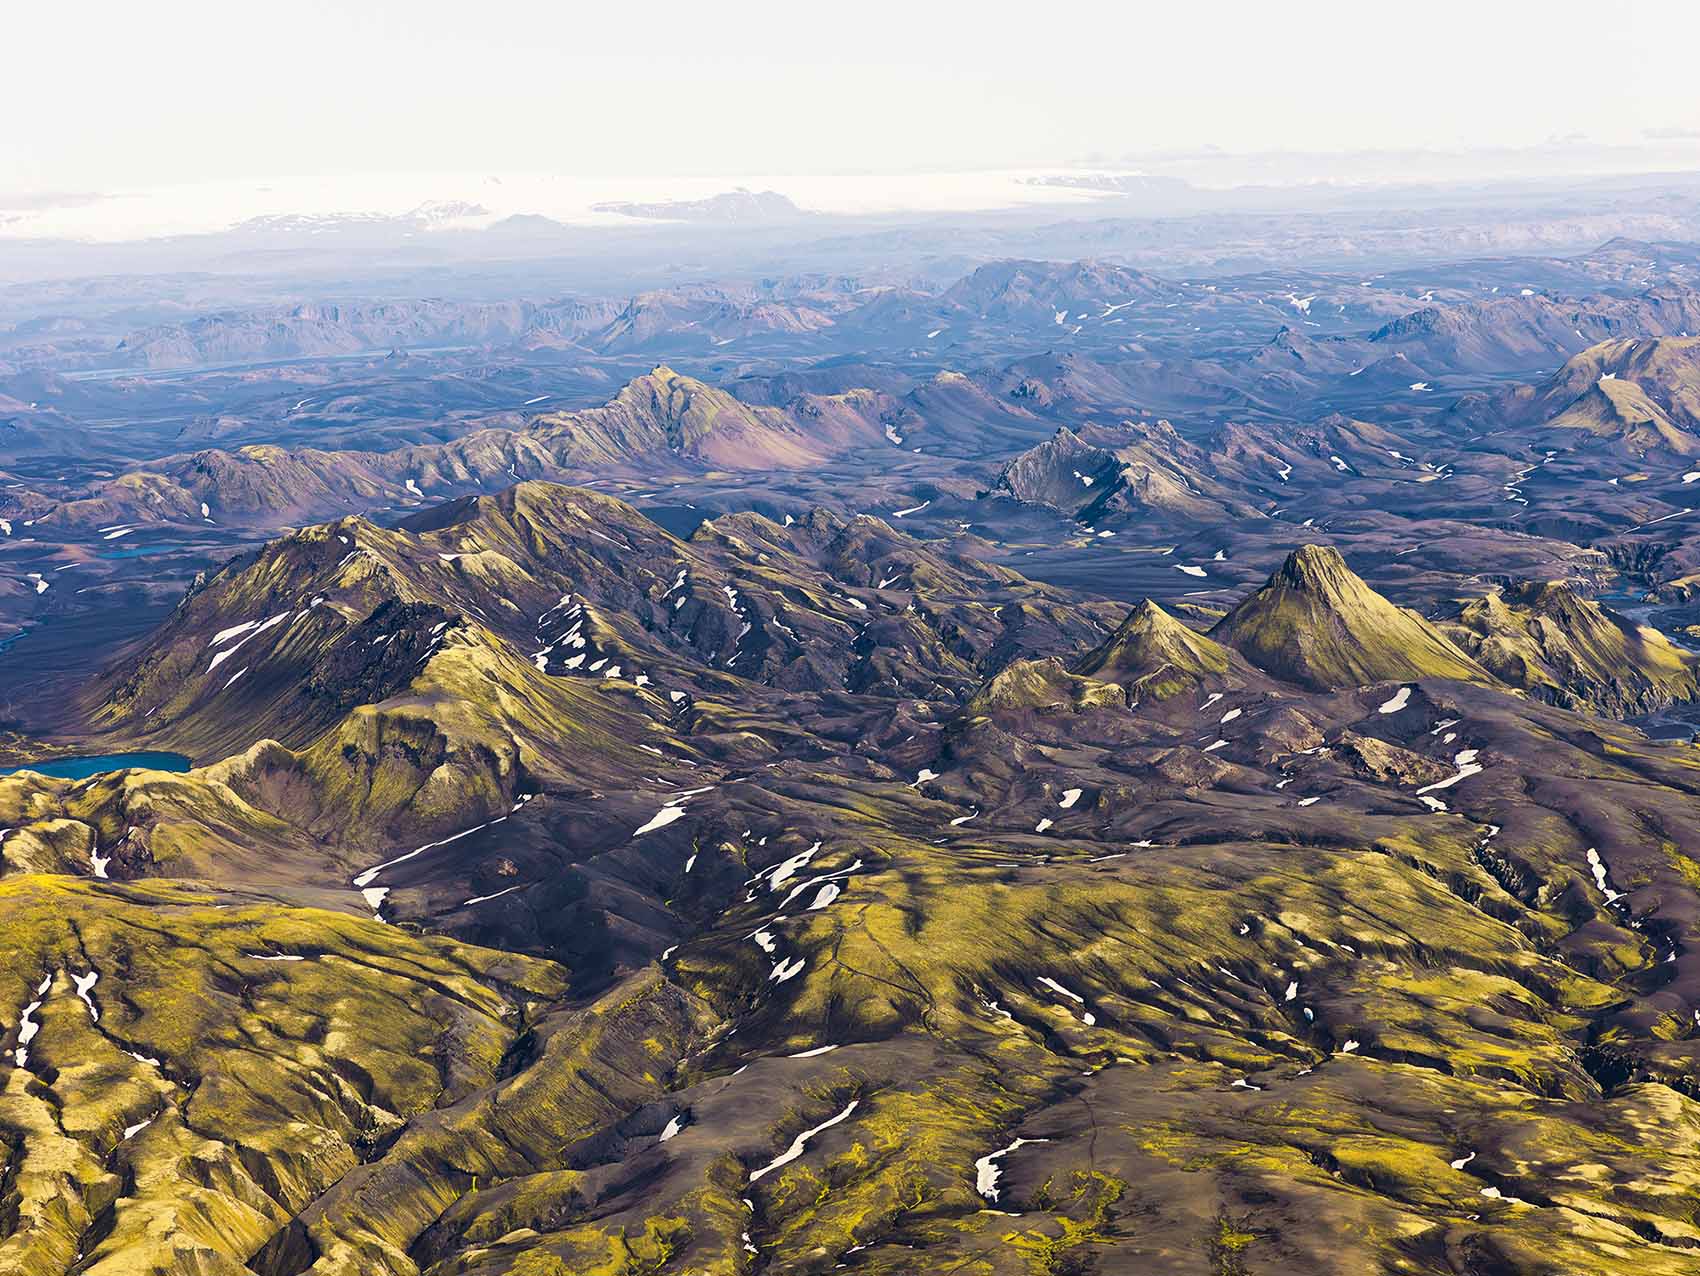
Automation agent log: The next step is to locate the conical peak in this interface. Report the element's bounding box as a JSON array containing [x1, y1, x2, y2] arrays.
[[1211, 544, 1493, 691], [1076, 597, 1234, 695], [1273, 544, 1355, 593], [1116, 597, 1207, 645]]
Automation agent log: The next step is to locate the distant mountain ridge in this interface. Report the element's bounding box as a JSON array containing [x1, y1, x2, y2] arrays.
[[15, 366, 908, 530], [111, 298, 622, 369], [592, 188, 808, 223], [1457, 335, 1700, 459]]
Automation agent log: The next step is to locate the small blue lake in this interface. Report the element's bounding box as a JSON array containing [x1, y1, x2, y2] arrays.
[[0, 752, 192, 780]]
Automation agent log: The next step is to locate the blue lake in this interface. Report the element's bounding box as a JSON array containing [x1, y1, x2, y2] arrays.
[[0, 752, 192, 779]]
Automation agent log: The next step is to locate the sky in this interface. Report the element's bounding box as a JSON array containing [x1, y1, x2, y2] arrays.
[[8, 0, 1700, 195]]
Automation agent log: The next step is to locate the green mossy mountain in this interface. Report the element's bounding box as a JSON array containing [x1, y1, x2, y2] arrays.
[[1444, 579, 1700, 715], [1075, 597, 1254, 701], [8, 485, 1700, 1275], [1210, 544, 1497, 690], [1476, 335, 1700, 460]]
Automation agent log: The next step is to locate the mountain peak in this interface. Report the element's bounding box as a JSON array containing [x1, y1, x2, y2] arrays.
[[1125, 596, 1171, 623], [1210, 545, 1493, 690], [542, 366, 837, 468], [1119, 596, 1203, 640], [1271, 543, 1356, 593], [1074, 598, 1240, 700]]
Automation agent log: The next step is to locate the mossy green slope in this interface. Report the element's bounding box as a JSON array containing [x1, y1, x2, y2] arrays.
[[1444, 579, 1700, 715], [0, 874, 569, 1276], [1075, 598, 1252, 701], [11, 488, 1700, 1274], [1210, 545, 1495, 691]]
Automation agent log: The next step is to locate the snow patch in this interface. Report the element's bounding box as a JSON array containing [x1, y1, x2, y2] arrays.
[[749, 1099, 859, 1182], [975, 1137, 1047, 1202], [1377, 686, 1412, 715]]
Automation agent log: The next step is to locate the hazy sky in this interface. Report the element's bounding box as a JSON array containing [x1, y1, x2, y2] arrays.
[[10, 0, 1700, 192]]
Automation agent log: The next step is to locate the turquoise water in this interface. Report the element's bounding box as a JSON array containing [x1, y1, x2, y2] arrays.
[[0, 751, 192, 779]]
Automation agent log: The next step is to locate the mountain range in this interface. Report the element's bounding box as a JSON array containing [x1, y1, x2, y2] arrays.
[[11, 224, 1700, 1276], [10, 480, 1700, 1271]]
